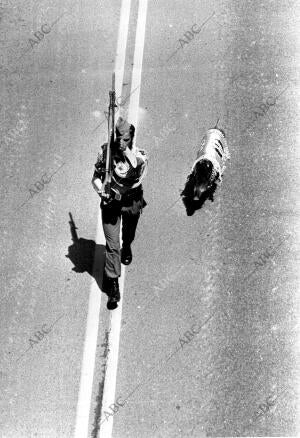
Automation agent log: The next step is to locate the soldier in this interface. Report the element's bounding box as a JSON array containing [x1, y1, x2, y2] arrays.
[[92, 117, 148, 308]]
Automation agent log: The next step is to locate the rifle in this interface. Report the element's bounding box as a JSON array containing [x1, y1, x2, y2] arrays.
[[101, 73, 121, 202], [68, 212, 78, 243]]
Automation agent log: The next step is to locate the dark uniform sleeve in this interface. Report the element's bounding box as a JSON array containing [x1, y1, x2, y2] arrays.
[[93, 143, 107, 181]]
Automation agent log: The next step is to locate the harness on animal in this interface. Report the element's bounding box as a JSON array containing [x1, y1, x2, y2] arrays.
[[192, 127, 230, 185]]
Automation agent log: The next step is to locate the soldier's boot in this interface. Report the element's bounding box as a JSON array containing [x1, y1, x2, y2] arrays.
[[121, 245, 132, 265]]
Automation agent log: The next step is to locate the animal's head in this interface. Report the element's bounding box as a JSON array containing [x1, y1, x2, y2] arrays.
[[193, 159, 214, 197]]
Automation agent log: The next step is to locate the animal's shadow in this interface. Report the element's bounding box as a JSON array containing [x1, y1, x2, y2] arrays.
[[181, 174, 217, 216], [65, 212, 106, 293]]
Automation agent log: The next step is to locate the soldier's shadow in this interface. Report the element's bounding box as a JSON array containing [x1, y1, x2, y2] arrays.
[[65, 212, 106, 293]]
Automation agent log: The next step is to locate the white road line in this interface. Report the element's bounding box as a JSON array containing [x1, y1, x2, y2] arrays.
[[99, 267, 125, 438], [99, 1, 148, 437], [74, 1, 132, 437], [115, 0, 132, 100], [74, 215, 105, 438], [98, 1, 132, 436], [127, 0, 149, 138]]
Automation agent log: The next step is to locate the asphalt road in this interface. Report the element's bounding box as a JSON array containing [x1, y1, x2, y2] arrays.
[[0, 0, 299, 437]]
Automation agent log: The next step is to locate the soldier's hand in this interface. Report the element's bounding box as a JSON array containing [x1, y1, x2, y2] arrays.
[[99, 191, 111, 200]]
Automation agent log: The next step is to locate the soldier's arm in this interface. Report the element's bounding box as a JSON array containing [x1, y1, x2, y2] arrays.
[[91, 144, 107, 194], [130, 148, 148, 187], [136, 148, 148, 165], [91, 174, 103, 193]]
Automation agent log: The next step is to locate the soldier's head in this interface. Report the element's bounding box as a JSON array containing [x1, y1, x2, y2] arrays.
[[115, 117, 135, 151]]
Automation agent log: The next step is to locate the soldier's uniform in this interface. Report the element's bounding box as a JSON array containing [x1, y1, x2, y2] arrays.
[[92, 117, 148, 307]]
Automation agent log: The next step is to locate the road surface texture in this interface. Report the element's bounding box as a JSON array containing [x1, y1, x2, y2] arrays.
[[0, 0, 299, 437]]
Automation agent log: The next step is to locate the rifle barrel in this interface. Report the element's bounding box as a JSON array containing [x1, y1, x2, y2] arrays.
[[103, 73, 116, 189], [68, 212, 79, 242]]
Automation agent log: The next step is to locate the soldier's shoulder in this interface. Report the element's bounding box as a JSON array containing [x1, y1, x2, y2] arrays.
[[96, 143, 108, 157], [136, 148, 148, 161], [100, 142, 108, 152], [95, 144, 108, 171]]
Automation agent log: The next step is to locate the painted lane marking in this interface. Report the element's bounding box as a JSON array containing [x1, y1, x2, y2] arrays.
[[74, 2, 132, 436], [74, 215, 105, 438], [127, 0, 149, 152], [99, 1, 149, 437]]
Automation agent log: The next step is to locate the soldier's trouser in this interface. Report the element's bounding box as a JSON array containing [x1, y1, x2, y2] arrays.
[[101, 203, 140, 278]]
